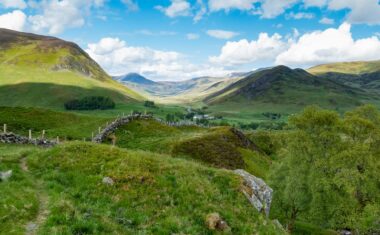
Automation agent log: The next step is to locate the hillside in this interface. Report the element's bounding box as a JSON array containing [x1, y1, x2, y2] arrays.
[[308, 60, 380, 75], [0, 142, 284, 234], [308, 60, 380, 92], [204, 65, 376, 111], [0, 28, 142, 109]]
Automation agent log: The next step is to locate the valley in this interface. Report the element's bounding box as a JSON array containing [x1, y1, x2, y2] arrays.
[[0, 28, 379, 235]]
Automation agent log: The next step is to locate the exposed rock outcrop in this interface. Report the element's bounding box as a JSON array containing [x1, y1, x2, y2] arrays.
[[234, 169, 273, 217]]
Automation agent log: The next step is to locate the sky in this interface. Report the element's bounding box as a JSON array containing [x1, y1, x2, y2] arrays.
[[1, 0, 380, 81]]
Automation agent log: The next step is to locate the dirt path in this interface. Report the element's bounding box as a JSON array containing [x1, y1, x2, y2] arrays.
[[20, 157, 50, 235]]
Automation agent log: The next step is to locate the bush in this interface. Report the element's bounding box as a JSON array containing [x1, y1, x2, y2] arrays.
[[64, 96, 115, 110]]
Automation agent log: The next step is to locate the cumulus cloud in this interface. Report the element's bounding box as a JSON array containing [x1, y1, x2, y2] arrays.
[[85, 37, 229, 81], [276, 22, 380, 67], [327, 0, 380, 25], [0, 10, 26, 31], [210, 33, 288, 66], [207, 30, 239, 39], [155, 0, 191, 18], [28, 0, 104, 35], [0, 0, 27, 9], [210, 23, 380, 69]]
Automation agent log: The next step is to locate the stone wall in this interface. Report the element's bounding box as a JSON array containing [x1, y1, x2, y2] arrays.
[[93, 114, 153, 143], [0, 132, 57, 147]]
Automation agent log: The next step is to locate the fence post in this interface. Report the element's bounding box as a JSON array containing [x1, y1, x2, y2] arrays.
[[92, 132, 94, 141], [29, 130, 32, 140], [3, 124, 6, 133], [98, 127, 101, 134], [56, 136, 60, 144], [41, 130, 45, 139]]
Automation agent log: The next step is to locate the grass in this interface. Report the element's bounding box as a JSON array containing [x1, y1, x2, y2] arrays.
[[308, 60, 380, 75], [0, 106, 112, 140], [22, 142, 284, 234], [0, 144, 41, 234]]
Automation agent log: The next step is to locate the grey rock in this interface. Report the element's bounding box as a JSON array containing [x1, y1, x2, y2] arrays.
[[0, 132, 57, 147], [102, 177, 114, 185], [234, 169, 273, 217], [0, 170, 12, 181]]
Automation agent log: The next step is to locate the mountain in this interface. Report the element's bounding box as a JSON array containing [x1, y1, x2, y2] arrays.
[[308, 60, 380, 91], [204, 65, 376, 110], [0, 28, 142, 109], [114, 73, 156, 85]]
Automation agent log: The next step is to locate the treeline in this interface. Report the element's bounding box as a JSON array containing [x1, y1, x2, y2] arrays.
[[64, 96, 115, 110], [268, 105, 380, 234]]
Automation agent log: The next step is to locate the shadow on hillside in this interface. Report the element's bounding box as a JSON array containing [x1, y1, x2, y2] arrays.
[[0, 82, 133, 109]]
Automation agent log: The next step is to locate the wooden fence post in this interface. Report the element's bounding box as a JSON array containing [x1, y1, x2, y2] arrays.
[[98, 127, 101, 134], [29, 130, 32, 140], [56, 136, 60, 144], [41, 130, 45, 139], [3, 124, 6, 133]]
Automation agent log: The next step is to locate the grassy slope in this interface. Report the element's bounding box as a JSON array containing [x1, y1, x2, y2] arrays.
[[204, 66, 379, 122], [0, 144, 40, 234], [17, 142, 283, 234], [0, 34, 143, 109], [110, 119, 270, 178], [308, 60, 380, 75], [0, 106, 113, 140]]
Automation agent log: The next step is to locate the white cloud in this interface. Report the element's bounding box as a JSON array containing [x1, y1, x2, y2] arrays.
[[260, 0, 298, 18], [210, 33, 288, 66], [156, 0, 191, 18], [210, 23, 380, 69], [28, 0, 104, 35], [207, 30, 239, 39], [208, 0, 258, 12], [287, 12, 314, 20], [0, 0, 27, 9], [276, 22, 380, 67], [0, 10, 26, 31], [121, 0, 139, 11], [187, 33, 200, 40], [303, 0, 328, 7], [85, 37, 229, 81], [319, 17, 334, 24], [194, 0, 207, 22], [327, 0, 380, 25]]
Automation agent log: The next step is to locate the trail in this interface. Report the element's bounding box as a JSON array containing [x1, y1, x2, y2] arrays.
[[20, 157, 50, 235]]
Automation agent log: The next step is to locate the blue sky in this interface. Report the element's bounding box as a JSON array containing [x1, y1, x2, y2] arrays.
[[1, 0, 380, 81]]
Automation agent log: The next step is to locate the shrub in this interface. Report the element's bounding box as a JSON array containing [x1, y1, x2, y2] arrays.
[[64, 96, 115, 110], [144, 100, 156, 108]]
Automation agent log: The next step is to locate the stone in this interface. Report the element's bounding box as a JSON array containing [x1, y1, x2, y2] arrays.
[[0, 170, 12, 182], [205, 213, 230, 231], [102, 177, 114, 185], [234, 169, 273, 217]]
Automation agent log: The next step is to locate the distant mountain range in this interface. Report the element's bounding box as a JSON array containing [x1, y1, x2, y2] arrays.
[[114, 73, 156, 85]]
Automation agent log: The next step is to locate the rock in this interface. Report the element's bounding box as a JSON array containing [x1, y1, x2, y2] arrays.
[[205, 213, 230, 231], [234, 169, 273, 217], [0, 132, 56, 147], [102, 177, 114, 185], [0, 170, 12, 182]]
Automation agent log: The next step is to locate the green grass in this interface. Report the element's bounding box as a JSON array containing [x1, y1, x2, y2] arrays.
[[0, 106, 113, 140], [22, 142, 284, 234], [0, 144, 42, 234], [308, 60, 380, 75]]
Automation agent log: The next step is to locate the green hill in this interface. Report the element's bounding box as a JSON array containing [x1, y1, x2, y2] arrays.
[[308, 60, 380, 92], [308, 60, 380, 75], [0, 28, 143, 109], [0, 142, 284, 234], [204, 66, 377, 113]]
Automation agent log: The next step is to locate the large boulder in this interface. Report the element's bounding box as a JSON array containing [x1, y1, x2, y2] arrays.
[[234, 169, 273, 217]]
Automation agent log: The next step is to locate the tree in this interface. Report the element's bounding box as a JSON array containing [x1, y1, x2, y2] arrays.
[[270, 105, 380, 233]]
